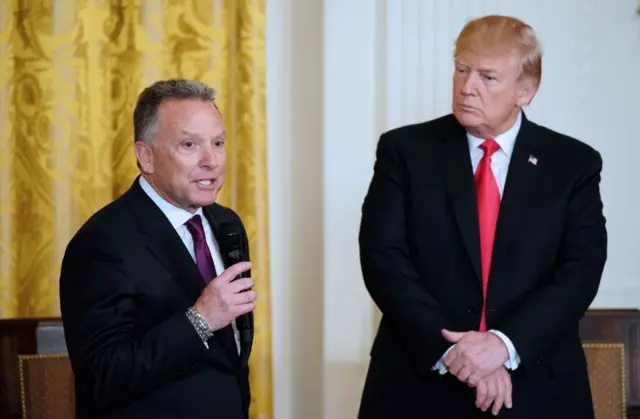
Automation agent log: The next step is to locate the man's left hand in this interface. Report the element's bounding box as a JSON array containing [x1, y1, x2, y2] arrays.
[[441, 329, 509, 385]]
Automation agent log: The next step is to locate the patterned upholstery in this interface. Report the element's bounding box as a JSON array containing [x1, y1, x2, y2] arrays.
[[583, 342, 626, 419], [18, 354, 75, 419]]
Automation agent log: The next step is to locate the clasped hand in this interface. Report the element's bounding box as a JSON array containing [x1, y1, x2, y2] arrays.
[[441, 329, 512, 415]]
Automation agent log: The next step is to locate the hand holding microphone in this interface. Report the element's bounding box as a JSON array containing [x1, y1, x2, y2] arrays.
[[193, 261, 256, 331]]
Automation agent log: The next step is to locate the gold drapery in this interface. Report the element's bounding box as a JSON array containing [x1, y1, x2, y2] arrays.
[[0, 1, 272, 417]]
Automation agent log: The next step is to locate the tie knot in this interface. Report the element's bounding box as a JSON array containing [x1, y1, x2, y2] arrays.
[[479, 138, 500, 156], [185, 215, 206, 244]]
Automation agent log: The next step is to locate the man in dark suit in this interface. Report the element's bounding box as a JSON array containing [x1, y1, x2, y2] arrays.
[[357, 15, 607, 419], [59, 79, 257, 419]]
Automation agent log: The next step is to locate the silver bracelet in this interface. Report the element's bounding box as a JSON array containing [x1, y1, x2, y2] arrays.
[[185, 307, 214, 344]]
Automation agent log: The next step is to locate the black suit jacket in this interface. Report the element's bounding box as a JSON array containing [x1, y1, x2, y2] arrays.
[[358, 114, 607, 419], [59, 178, 253, 419]]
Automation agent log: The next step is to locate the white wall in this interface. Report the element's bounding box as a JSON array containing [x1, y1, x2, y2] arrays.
[[267, 1, 640, 418], [267, 0, 324, 418], [321, 2, 384, 417]]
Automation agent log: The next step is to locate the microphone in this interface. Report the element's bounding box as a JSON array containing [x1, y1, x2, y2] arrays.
[[217, 220, 253, 346]]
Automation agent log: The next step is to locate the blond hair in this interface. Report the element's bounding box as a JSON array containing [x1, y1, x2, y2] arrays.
[[454, 15, 542, 88]]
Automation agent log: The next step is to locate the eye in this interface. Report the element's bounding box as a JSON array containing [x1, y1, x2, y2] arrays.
[[482, 74, 496, 81], [214, 139, 224, 147], [180, 140, 199, 152]]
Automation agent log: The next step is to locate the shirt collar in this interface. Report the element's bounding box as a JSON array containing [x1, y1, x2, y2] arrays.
[[138, 176, 203, 229], [466, 111, 522, 157]]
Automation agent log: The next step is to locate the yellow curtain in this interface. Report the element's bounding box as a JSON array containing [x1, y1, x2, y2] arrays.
[[0, 1, 272, 417]]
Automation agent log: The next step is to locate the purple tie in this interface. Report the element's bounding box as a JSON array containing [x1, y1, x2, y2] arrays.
[[185, 215, 217, 284], [185, 215, 239, 359]]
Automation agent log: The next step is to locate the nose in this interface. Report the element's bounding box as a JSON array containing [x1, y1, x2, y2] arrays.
[[461, 73, 476, 96], [199, 144, 218, 169]]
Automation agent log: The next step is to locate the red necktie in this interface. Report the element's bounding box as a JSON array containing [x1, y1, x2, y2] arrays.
[[474, 139, 501, 332]]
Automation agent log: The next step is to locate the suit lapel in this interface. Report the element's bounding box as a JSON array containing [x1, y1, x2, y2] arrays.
[[127, 179, 205, 303], [442, 114, 542, 284], [490, 116, 541, 278], [443, 124, 482, 282]]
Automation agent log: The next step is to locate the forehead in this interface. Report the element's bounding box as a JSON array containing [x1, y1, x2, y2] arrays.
[[455, 49, 522, 74], [156, 99, 223, 133]]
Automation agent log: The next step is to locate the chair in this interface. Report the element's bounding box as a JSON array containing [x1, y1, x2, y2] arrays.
[[583, 342, 626, 419], [18, 353, 75, 419]]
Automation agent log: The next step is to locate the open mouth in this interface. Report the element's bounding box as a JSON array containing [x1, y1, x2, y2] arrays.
[[196, 179, 215, 186]]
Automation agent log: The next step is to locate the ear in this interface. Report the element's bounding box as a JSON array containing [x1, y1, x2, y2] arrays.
[[516, 78, 538, 107], [134, 141, 155, 174]]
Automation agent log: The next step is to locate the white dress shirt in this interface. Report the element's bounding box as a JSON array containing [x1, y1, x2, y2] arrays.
[[139, 176, 240, 352], [433, 112, 523, 374]]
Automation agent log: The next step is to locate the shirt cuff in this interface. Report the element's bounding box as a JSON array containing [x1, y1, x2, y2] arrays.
[[489, 329, 521, 370], [431, 345, 455, 375]]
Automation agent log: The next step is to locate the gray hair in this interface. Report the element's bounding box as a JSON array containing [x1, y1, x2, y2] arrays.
[[133, 79, 217, 143]]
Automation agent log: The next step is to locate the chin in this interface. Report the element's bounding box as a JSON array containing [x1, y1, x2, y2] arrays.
[[191, 192, 218, 208], [453, 110, 483, 130]]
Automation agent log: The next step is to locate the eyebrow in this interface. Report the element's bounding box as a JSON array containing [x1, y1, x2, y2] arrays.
[[454, 61, 499, 74], [180, 130, 226, 141]]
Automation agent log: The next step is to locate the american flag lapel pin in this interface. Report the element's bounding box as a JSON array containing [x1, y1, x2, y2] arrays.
[[528, 155, 538, 165]]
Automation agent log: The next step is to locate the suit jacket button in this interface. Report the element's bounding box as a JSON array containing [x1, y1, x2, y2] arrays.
[[468, 306, 479, 314]]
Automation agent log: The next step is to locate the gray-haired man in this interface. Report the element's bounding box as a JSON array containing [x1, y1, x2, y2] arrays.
[[60, 79, 256, 419]]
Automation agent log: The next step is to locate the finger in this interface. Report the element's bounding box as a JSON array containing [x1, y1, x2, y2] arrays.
[[228, 278, 254, 293], [441, 329, 467, 343], [467, 373, 480, 388], [232, 290, 257, 305], [217, 262, 252, 283], [457, 366, 472, 383], [449, 353, 479, 378], [448, 358, 466, 376], [444, 346, 464, 368], [234, 302, 256, 315], [481, 378, 496, 412], [443, 350, 457, 368], [492, 374, 505, 416], [503, 369, 513, 409], [475, 381, 487, 408]]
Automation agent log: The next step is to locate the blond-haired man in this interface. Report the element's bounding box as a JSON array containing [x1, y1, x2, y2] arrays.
[[358, 15, 606, 418]]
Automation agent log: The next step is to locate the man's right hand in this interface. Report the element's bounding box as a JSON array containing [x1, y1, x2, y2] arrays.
[[472, 366, 512, 416], [193, 262, 256, 331]]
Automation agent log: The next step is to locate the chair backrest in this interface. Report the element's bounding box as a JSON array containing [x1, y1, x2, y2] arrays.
[[18, 353, 75, 419], [583, 342, 626, 419]]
